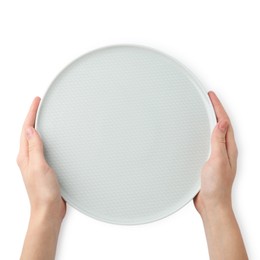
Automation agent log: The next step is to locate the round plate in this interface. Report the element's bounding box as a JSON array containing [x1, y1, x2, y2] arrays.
[[36, 45, 216, 225]]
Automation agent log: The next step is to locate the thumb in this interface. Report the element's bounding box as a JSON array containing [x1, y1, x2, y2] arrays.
[[211, 120, 229, 157], [26, 127, 45, 163]]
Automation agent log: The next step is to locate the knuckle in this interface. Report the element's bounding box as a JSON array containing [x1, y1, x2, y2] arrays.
[[28, 142, 37, 153], [28, 142, 43, 155], [216, 136, 226, 144]]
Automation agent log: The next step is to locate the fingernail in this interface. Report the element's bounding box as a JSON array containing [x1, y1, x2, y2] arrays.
[[26, 127, 34, 140], [218, 121, 228, 132]]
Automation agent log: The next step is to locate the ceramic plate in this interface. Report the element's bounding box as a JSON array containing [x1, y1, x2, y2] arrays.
[[36, 45, 216, 225]]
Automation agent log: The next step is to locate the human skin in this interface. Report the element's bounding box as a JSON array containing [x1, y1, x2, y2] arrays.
[[18, 92, 247, 260], [17, 97, 66, 260], [194, 91, 248, 259]]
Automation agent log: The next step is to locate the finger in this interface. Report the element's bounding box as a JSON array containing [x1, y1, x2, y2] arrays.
[[208, 91, 229, 122], [226, 121, 238, 170], [22, 96, 41, 129], [18, 97, 41, 161], [208, 91, 238, 168], [211, 120, 229, 158], [26, 127, 46, 165]]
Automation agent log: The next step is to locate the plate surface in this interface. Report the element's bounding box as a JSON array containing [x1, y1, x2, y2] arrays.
[[36, 45, 216, 225]]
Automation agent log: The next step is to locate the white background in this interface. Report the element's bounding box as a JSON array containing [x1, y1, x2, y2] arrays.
[[0, 1, 259, 259]]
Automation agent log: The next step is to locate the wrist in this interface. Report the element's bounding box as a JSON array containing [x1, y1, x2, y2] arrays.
[[196, 195, 233, 219], [30, 198, 66, 224], [30, 206, 64, 228], [200, 202, 234, 223], [29, 212, 62, 238]]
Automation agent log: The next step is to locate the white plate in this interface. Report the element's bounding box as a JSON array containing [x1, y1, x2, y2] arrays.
[[36, 45, 216, 225]]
